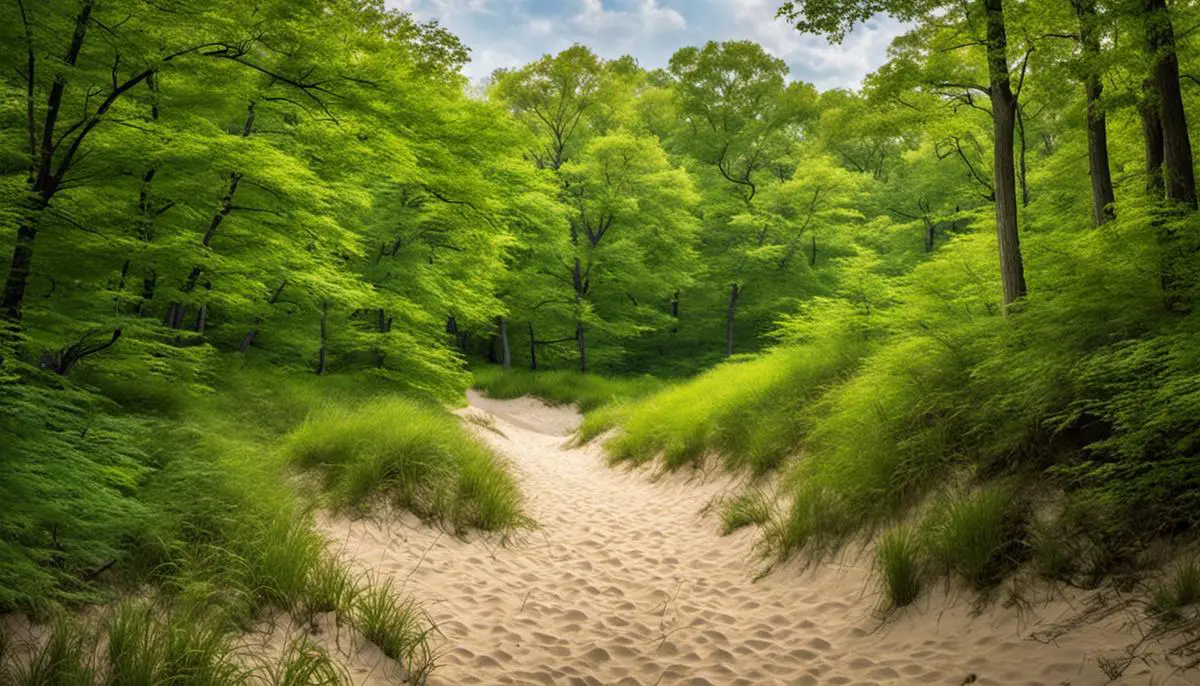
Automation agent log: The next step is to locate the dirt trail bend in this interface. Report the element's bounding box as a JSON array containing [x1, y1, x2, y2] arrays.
[[320, 392, 1179, 686]]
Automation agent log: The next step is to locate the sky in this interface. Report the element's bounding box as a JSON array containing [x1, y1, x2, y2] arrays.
[[384, 0, 908, 91]]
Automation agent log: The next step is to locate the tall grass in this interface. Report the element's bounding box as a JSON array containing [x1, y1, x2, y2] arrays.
[[353, 579, 435, 681], [920, 486, 1029, 589], [876, 526, 923, 608], [0, 366, 446, 682], [605, 341, 861, 473], [472, 366, 663, 413], [287, 397, 524, 533]]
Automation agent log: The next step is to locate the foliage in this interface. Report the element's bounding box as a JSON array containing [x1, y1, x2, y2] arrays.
[[471, 365, 662, 413], [287, 397, 525, 533]]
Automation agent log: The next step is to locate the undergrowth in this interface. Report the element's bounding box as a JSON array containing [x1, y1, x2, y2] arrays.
[[599, 206, 1200, 605], [471, 366, 663, 413], [286, 397, 525, 533], [0, 364, 453, 680]]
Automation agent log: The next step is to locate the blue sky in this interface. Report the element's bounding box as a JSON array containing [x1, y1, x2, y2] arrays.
[[384, 0, 907, 91]]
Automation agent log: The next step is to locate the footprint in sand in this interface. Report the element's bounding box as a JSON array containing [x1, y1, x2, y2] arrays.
[[317, 393, 1193, 686]]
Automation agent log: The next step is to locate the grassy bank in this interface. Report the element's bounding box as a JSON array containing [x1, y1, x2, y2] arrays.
[[0, 362, 521, 681], [471, 366, 663, 413], [596, 218, 1200, 608]]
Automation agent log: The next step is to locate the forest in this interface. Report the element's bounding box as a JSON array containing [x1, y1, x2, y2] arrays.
[[2, 0, 1200, 682]]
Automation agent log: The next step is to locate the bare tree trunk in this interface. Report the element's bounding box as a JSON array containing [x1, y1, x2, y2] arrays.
[[725, 283, 739, 357], [984, 0, 1028, 308], [1072, 0, 1116, 225], [316, 300, 329, 375], [1141, 82, 1166, 195], [527, 321, 537, 371], [499, 316, 511, 369], [1016, 104, 1030, 208], [576, 321, 587, 373], [240, 279, 287, 354], [1145, 0, 1197, 208]]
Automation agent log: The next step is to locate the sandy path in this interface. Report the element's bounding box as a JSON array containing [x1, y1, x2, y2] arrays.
[[320, 392, 1186, 686]]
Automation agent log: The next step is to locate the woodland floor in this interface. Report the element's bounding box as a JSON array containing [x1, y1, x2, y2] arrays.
[[317, 392, 1187, 686]]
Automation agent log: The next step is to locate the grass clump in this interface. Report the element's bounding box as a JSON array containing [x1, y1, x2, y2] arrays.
[[353, 579, 434, 680], [605, 341, 860, 473], [719, 490, 774, 535], [12, 617, 96, 686], [876, 526, 923, 608], [267, 636, 349, 686], [103, 601, 244, 686], [287, 397, 523, 533], [472, 366, 662, 413], [1151, 559, 1200, 618], [920, 486, 1029, 590]]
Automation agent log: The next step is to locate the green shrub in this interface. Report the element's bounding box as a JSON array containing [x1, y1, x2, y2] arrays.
[[920, 486, 1029, 589], [287, 397, 523, 532], [875, 526, 923, 608]]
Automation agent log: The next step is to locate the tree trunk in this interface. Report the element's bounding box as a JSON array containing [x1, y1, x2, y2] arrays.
[[984, 0, 1028, 308], [576, 321, 587, 373], [1017, 106, 1032, 208], [1145, 0, 1197, 208], [725, 283, 739, 357], [528, 321, 537, 370], [499, 316, 511, 369], [3, 0, 94, 324], [316, 300, 329, 375], [809, 236, 817, 266], [240, 279, 287, 354], [1141, 81, 1166, 195], [1072, 0, 1116, 225]]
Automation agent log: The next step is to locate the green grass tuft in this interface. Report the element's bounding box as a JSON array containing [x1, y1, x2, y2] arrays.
[[719, 490, 774, 535], [353, 579, 435, 680], [268, 636, 350, 686], [1151, 559, 1200, 617], [287, 397, 524, 533], [920, 486, 1029, 589], [12, 617, 95, 686], [876, 526, 923, 608]]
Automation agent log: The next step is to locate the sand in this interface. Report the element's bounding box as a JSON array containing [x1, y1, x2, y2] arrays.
[[318, 391, 1191, 686]]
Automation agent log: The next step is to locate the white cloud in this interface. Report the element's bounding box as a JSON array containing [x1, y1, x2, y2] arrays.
[[384, 0, 907, 89]]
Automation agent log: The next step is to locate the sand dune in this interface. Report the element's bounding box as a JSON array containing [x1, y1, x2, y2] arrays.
[[319, 392, 1187, 685]]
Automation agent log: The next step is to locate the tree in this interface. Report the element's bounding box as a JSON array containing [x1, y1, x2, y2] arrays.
[[667, 40, 817, 354], [779, 0, 1030, 309]]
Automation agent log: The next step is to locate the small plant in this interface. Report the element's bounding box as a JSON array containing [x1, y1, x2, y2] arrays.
[[719, 490, 774, 534], [245, 517, 327, 612], [1029, 519, 1078, 582], [876, 525, 923, 608], [269, 636, 349, 686], [921, 486, 1028, 589], [104, 600, 244, 686], [14, 617, 96, 686], [353, 579, 435, 679], [1151, 559, 1200, 617]]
